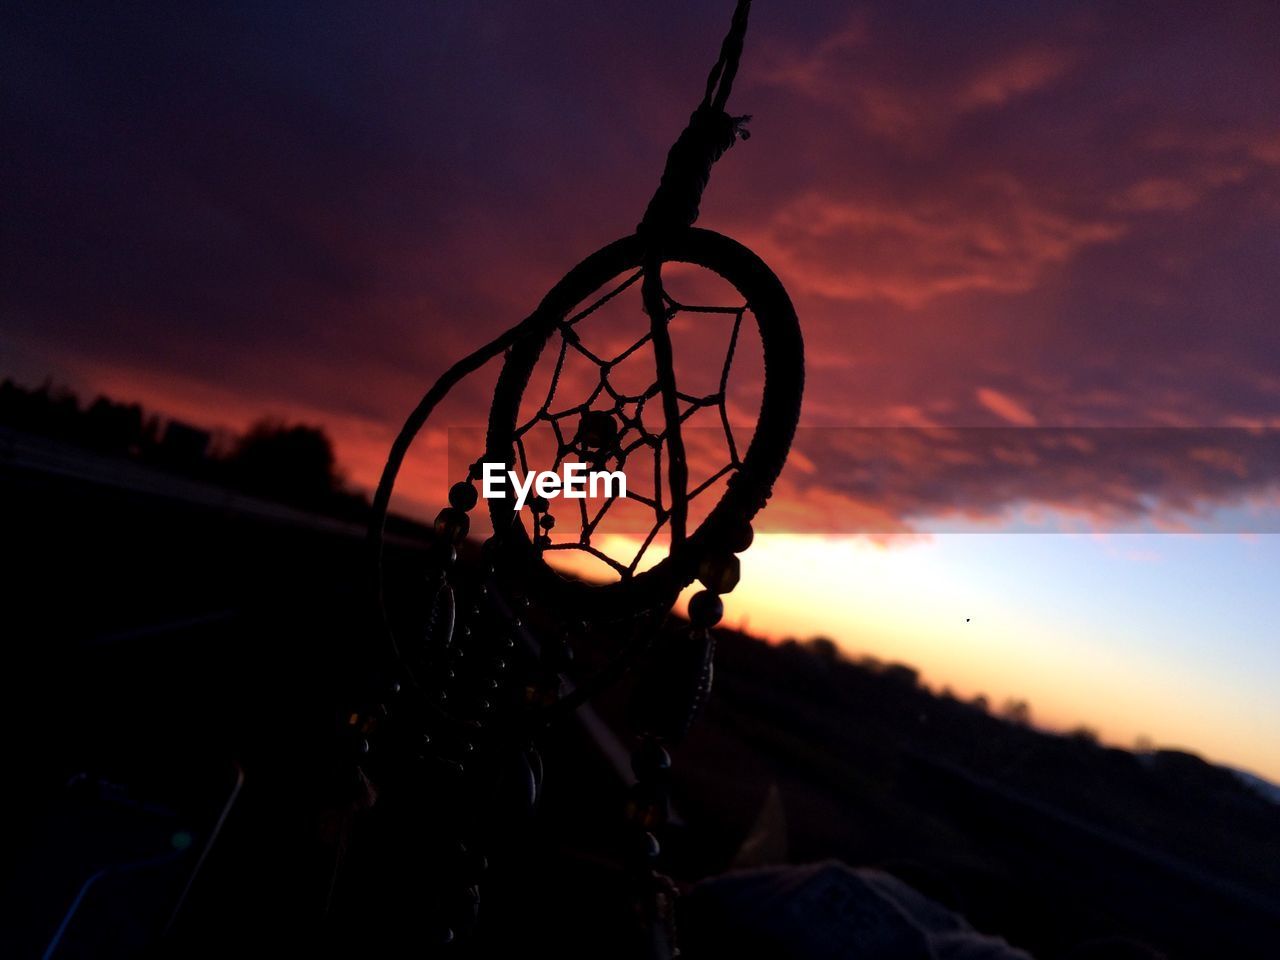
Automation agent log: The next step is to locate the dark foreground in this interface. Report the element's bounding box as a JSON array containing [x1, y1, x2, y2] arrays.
[[3, 431, 1278, 958]]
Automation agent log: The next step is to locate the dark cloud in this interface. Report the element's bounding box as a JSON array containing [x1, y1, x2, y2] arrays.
[[3, 1, 1278, 527], [769, 427, 1280, 534]]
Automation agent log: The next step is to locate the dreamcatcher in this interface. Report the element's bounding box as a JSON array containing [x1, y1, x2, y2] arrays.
[[342, 1, 803, 953]]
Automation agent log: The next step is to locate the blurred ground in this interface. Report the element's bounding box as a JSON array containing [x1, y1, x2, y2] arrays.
[[3, 428, 1278, 958]]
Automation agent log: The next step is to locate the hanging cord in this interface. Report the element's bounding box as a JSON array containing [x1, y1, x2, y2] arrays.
[[639, 0, 753, 545]]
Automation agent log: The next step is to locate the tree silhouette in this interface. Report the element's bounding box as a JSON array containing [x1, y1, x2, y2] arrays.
[[1067, 725, 1100, 745], [1001, 698, 1032, 726], [227, 418, 343, 509], [805, 636, 840, 664]]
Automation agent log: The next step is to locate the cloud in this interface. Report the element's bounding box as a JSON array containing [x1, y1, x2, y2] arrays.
[[764, 427, 1280, 535], [4, 0, 1280, 540], [761, 8, 1079, 150], [976, 388, 1038, 427], [956, 47, 1077, 111], [745, 181, 1124, 307], [1116, 178, 1205, 213]]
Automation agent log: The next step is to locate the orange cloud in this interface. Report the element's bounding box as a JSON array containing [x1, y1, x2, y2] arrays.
[[956, 46, 1077, 111], [744, 185, 1124, 307], [976, 387, 1038, 427]]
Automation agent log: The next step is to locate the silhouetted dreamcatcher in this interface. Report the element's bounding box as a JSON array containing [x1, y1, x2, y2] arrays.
[[344, 1, 803, 954]]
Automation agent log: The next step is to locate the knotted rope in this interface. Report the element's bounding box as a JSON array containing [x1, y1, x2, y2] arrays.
[[639, 0, 753, 545]]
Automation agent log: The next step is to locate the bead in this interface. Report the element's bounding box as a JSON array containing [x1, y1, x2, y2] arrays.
[[539, 513, 556, 530], [424, 581, 455, 650], [697, 553, 740, 594], [638, 831, 661, 860], [631, 739, 672, 779], [578, 410, 618, 449], [504, 750, 538, 813], [434, 507, 470, 544], [429, 542, 457, 568], [527, 746, 544, 794], [688, 590, 724, 627], [624, 781, 669, 830], [449, 481, 479, 511], [481, 537, 500, 563], [726, 521, 754, 553]]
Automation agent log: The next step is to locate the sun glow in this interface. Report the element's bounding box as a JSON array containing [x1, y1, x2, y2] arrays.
[[548, 532, 1280, 781]]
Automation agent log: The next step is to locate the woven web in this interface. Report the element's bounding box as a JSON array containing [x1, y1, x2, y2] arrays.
[[503, 268, 749, 579]]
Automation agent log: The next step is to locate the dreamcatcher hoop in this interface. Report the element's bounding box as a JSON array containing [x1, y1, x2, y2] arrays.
[[485, 227, 803, 621]]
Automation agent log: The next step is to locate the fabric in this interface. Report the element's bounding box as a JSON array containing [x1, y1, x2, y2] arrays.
[[681, 860, 1034, 960]]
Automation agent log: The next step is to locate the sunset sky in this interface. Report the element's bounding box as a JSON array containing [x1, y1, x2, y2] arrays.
[[4, 2, 1279, 777]]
